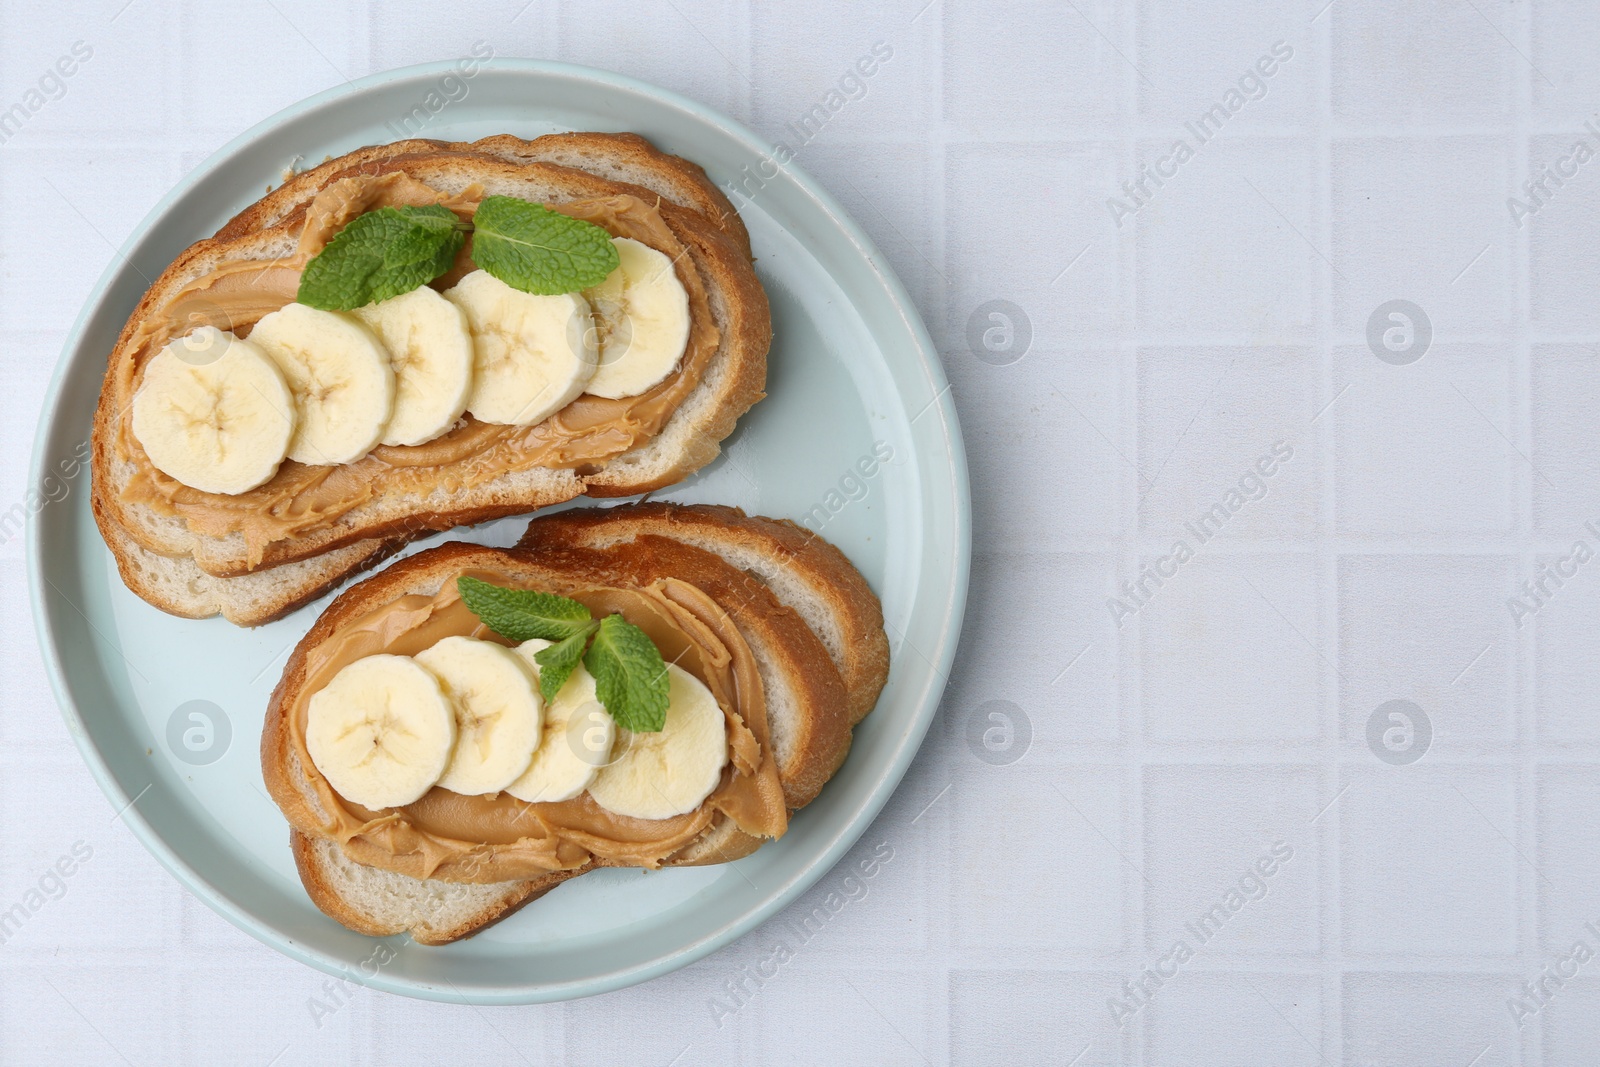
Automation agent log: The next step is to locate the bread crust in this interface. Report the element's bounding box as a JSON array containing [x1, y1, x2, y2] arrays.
[[94, 135, 768, 622], [266, 505, 884, 941]]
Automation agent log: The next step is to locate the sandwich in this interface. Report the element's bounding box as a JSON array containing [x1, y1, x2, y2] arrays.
[[261, 503, 889, 944], [91, 133, 769, 626]]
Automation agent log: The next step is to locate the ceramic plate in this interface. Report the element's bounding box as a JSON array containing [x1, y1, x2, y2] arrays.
[[28, 60, 967, 1004]]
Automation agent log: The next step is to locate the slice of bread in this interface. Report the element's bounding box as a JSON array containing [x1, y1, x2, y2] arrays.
[[264, 504, 886, 944], [93, 134, 768, 624], [221, 132, 751, 258]]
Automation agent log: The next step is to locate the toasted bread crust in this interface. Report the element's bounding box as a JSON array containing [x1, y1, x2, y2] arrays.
[[94, 135, 768, 620], [268, 506, 885, 941]]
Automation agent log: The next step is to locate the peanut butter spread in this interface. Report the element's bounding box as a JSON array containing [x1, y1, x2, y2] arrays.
[[286, 569, 788, 883], [112, 174, 720, 567]]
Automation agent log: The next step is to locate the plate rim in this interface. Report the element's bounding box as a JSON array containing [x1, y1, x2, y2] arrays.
[[28, 57, 969, 1004]]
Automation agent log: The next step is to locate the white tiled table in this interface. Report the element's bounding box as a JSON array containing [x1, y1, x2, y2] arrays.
[[4, 1, 1597, 1063]]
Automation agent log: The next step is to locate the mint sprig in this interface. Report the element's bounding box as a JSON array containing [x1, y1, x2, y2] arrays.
[[297, 204, 466, 310], [296, 196, 618, 311], [455, 577, 669, 732], [470, 196, 620, 295], [456, 576, 593, 641], [583, 614, 670, 733], [531, 627, 594, 705]]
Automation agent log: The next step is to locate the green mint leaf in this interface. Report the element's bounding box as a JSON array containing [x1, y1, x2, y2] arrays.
[[297, 206, 464, 310], [532, 625, 596, 705], [470, 195, 620, 295], [383, 205, 465, 276], [583, 613, 670, 733], [394, 203, 465, 233], [455, 577, 593, 642]]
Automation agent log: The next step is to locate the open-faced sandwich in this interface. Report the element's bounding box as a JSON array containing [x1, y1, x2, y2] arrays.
[[91, 133, 769, 625], [261, 503, 888, 944]]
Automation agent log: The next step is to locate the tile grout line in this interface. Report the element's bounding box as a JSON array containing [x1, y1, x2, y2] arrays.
[[1312, 4, 1344, 1058], [1120, 4, 1148, 1062], [1511, 5, 1540, 1064]]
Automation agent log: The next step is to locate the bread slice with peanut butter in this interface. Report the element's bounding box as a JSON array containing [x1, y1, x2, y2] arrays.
[[263, 504, 886, 945], [220, 132, 751, 259], [92, 133, 768, 626]]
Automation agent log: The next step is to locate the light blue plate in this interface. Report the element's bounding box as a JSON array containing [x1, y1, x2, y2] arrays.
[[28, 60, 967, 1004]]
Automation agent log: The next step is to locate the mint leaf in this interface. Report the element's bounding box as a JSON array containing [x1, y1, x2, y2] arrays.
[[532, 626, 595, 704], [583, 614, 670, 732], [297, 205, 464, 310], [470, 195, 620, 295], [395, 203, 464, 233], [383, 205, 465, 276], [456, 577, 593, 642]]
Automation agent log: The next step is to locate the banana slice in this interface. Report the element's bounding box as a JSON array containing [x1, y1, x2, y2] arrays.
[[130, 327, 296, 495], [305, 653, 457, 811], [416, 636, 543, 796], [505, 639, 616, 804], [248, 302, 395, 465], [582, 237, 692, 399], [353, 287, 474, 447], [443, 270, 597, 426], [587, 664, 728, 820]]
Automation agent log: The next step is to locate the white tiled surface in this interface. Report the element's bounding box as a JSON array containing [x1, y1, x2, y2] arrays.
[[4, 0, 1599, 1062]]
